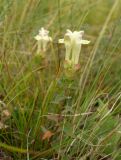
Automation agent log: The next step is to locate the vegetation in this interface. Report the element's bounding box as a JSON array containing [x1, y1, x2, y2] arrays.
[[0, 0, 121, 159]]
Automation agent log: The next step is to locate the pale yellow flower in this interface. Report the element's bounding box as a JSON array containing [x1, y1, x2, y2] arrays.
[[59, 29, 90, 67], [35, 27, 52, 56]]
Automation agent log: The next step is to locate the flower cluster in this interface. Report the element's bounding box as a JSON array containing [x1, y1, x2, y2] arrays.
[[35, 27, 90, 71], [35, 27, 52, 57], [59, 29, 90, 70]]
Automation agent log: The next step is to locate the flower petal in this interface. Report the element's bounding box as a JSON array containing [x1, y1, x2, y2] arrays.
[[80, 40, 90, 44], [72, 43, 82, 65], [58, 39, 64, 43], [79, 31, 84, 35], [34, 35, 41, 41], [66, 29, 72, 34]]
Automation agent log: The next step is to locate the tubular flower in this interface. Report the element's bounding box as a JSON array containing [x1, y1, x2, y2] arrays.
[[34, 27, 52, 56], [59, 29, 90, 69]]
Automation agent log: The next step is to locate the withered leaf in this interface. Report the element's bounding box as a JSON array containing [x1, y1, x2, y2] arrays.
[[42, 130, 54, 141]]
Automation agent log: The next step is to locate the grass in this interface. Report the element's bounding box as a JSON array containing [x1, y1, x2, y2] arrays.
[[0, 0, 121, 159]]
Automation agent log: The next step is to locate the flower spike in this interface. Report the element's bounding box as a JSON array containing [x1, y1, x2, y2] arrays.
[[59, 29, 90, 69], [35, 27, 52, 56]]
